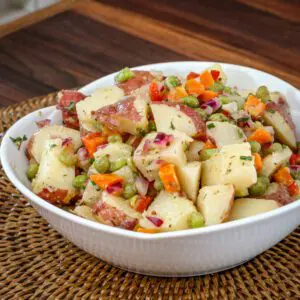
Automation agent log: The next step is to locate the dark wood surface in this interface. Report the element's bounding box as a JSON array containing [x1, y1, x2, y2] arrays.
[[0, 0, 299, 107]]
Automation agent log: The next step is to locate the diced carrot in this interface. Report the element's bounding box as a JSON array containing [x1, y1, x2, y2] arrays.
[[273, 167, 294, 186], [198, 90, 218, 102], [102, 126, 120, 137], [244, 95, 266, 118], [168, 86, 188, 102], [185, 79, 205, 95], [253, 153, 263, 172], [136, 228, 159, 234], [82, 133, 107, 157], [159, 163, 181, 193], [200, 70, 215, 89], [186, 72, 200, 80], [248, 128, 273, 144], [90, 174, 124, 190], [288, 181, 300, 197], [203, 139, 217, 149]]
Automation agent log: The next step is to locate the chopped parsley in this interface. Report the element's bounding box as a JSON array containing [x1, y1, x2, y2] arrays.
[[66, 101, 76, 111], [170, 121, 175, 130], [238, 117, 249, 122], [137, 128, 147, 137], [10, 135, 27, 150], [89, 158, 95, 164], [237, 130, 244, 139], [267, 109, 276, 114], [240, 156, 252, 161], [207, 123, 215, 129], [91, 181, 96, 186]]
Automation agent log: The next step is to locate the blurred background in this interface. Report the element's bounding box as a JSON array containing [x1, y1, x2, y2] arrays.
[[0, 0, 299, 107]]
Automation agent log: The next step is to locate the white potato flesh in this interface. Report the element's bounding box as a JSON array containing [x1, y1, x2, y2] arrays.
[[73, 205, 101, 222], [197, 184, 234, 226], [229, 198, 280, 221], [186, 140, 204, 162], [139, 191, 197, 232], [206, 64, 227, 84], [263, 110, 297, 150], [150, 103, 198, 137], [207, 122, 246, 148], [81, 180, 101, 207], [117, 96, 149, 135], [113, 166, 135, 184], [94, 142, 133, 162], [101, 192, 141, 219], [76, 86, 124, 132], [28, 125, 81, 163], [222, 102, 238, 114], [178, 161, 201, 202], [259, 146, 292, 178], [32, 139, 76, 202], [133, 131, 192, 181], [202, 143, 257, 190]]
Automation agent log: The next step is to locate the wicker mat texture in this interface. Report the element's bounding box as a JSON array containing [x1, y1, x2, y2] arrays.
[[0, 94, 299, 300]]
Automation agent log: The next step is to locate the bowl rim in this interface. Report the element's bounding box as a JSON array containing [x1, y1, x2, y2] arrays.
[[1, 61, 300, 241]]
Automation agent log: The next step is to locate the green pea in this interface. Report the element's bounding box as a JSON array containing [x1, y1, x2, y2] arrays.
[[210, 82, 224, 93], [73, 174, 88, 189], [165, 76, 180, 89], [219, 96, 230, 105], [94, 155, 110, 173], [110, 158, 127, 172], [264, 143, 283, 155], [249, 176, 270, 196], [297, 142, 300, 154], [208, 113, 229, 122], [108, 135, 122, 143], [26, 163, 39, 180], [148, 120, 157, 132], [200, 149, 219, 161], [123, 183, 137, 199], [223, 86, 233, 94], [154, 178, 164, 191], [187, 212, 205, 228], [127, 157, 137, 172], [182, 96, 199, 108], [58, 150, 77, 167], [195, 108, 207, 120], [256, 85, 270, 103], [115, 67, 134, 83], [249, 141, 261, 153]]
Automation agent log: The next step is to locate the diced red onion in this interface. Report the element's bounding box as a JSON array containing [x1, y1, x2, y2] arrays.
[[200, 104, 213, 115], [146, 216, 164, 227], [290, 165, 300, 172], [142, 139, 151, 154], [264, 126, 275, 137], [62, 137, 72, 147], [200, 99, 220, 115], [36, 119, 51, 128], [205, 99, 221, 111], [97, 143, 108, 150], [153, 133, 174, 147], [107, 182, 123, 195], [135, 175, 149, 196], [262, 142, 272, 151]]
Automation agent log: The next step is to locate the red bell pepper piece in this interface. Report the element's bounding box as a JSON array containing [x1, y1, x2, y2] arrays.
[[149, 82, 163, 102], [135, 196, 153, 213], [288, 181, 300, 197], [290, 153, 300, 165], [186, 72, 200, 80], [210, 70, 220, 81]]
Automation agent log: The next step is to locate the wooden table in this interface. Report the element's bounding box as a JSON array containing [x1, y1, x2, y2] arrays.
[[0, 0, 300, 107]]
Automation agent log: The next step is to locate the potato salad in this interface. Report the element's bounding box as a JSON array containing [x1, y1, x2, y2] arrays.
[[18, 65, 300, 233]]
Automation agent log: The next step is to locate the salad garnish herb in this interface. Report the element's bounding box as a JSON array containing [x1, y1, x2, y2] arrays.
[[10, 135, 27, 150]]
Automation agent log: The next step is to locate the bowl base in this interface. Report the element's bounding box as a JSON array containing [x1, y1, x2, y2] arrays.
[[111, 258, 252, 277]]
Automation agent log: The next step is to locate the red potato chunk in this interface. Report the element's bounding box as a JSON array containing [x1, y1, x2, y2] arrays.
[[117, 70, 154, 95]]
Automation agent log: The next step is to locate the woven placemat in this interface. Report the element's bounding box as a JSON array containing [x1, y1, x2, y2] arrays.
[[0, 94, 299, 300]]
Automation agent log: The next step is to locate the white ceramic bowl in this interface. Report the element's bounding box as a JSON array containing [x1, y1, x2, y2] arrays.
[[1, 62, 300, 277]]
